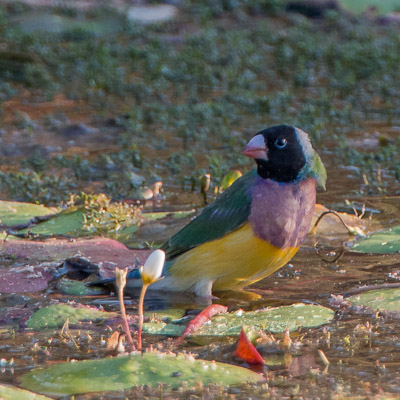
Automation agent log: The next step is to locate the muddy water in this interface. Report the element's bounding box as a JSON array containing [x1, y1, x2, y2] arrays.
[[1, 79, 400, 400], [0, 153, 399, 398], [1, 2, 400, 396]]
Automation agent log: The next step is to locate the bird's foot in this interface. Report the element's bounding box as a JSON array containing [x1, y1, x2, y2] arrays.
[[194, 279, 215, 298]]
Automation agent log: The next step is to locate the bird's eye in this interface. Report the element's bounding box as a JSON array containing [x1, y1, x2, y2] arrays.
[[274, 138, 287, 149]]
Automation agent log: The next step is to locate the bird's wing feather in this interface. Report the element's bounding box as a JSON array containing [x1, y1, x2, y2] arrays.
[[162, 169, 257, 259]]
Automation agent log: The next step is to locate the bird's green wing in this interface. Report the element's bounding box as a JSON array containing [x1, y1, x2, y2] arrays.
[[162, 169, 257, 259]]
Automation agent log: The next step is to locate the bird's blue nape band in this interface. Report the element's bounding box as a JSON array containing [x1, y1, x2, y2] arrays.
[[127, 269, 142, 280]]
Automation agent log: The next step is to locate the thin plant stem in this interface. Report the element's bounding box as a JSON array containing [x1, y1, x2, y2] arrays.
[[138, 283, 149, 351], [118, 285, 135, 352], [310, 210, 355, 235]]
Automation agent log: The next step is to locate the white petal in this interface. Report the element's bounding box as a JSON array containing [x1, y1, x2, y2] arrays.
[[142, 249, 165, 283]]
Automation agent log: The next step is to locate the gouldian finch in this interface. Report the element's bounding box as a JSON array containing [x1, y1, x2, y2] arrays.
[[100, 125, 326, 297]]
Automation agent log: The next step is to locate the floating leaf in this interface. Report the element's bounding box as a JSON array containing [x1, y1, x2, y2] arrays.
[[0, 200, 55, 227], [143, 304, 334, 337], [56, 279, 105, 296], [115, 224, 139, 241], [145, 308, 186, 322], [347, 288, 400, 315], [20, 352, 263, 396], [351, 225, 400, 254], [18, 210, 85, 236], [15, 206, 194, 240], [26, 304, 116, 330], [143, 321, 185, 336], [0, 384, 52, 400], [142, 210, 195, 221]]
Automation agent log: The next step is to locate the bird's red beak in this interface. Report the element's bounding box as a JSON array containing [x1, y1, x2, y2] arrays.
[[242, 134, 268, 160]]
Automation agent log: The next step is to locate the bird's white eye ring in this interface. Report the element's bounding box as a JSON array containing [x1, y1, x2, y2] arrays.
[[274, 138, 287, 149]]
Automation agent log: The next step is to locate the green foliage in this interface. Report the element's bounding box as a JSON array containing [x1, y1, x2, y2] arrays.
[[339, 0, 400, 14], [67, 193, 141, 236], [24, 63, 53, 90], [0, 171, 74, 204], [0, 1, 400, 204], [14, 193, 141, 239], [23, 149, 47, 172], [184, 0, 286, 19]]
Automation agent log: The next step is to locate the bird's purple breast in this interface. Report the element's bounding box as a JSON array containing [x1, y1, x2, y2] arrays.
[[248, 177, 316, 248]]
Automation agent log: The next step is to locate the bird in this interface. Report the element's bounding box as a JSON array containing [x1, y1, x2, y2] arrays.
[[96, 125, 326, 297]]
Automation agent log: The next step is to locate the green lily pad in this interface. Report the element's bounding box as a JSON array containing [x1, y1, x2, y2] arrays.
[[0, 384, 52, 400], [143, 303, 334, 336], [352, 225, 400, 254], [116, 224, 139, 238], [56, 279, 105, 296], [142, 210, 195, 221], [0, 200, 56, 227], [1, 201, 193, 240], [26, 304, 116, 330], [20, 352, 263, 396], [145, 308, 186, 321], [339, 0, 400, 14], [347, 288, 400, 314], [144, 321, 186, 336], [19, 210, 85, 237]]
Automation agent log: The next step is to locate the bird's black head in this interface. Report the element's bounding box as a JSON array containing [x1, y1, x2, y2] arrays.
[[243, 125, 308, 183]]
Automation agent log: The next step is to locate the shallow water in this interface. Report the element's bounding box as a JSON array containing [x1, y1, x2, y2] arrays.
[[1, 177, 400, 398], [1, 3, 400, 398], [1, 93, 400, 397]]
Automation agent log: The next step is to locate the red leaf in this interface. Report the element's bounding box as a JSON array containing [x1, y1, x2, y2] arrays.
[[234, 327, 265, 365], [175, 304, 228, 344]]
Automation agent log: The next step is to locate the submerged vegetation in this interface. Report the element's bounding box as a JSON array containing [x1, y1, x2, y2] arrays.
[[0, 0, 399, 204]]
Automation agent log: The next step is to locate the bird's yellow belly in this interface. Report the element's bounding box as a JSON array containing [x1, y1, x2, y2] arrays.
[[168, 223, 299, 292]]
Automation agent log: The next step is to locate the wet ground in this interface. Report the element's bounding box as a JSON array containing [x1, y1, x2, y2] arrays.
[[1, 176, 399, 398], [0, 0, 400, 398]]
